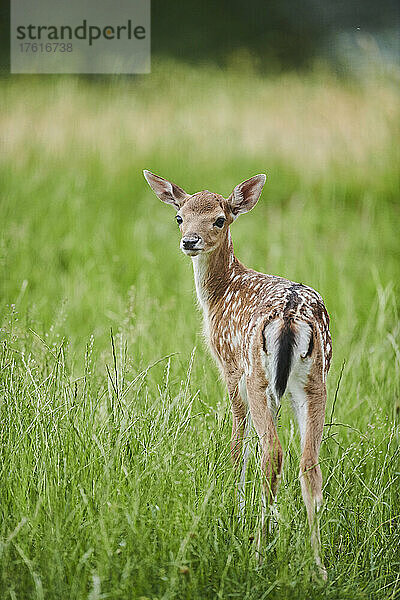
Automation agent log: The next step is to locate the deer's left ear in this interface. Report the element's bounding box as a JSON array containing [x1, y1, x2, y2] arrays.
[[228, 174, 267, 216], [143, 170, 189, 209]]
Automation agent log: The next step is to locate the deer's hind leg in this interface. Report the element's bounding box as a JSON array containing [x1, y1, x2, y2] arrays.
[[246, 367, 283, 554], [288, 345, 327, 579]]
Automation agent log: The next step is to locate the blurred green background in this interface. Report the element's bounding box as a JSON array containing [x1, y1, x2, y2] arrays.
[[0, 3, 399, 599], [1, 0, 399, 72]]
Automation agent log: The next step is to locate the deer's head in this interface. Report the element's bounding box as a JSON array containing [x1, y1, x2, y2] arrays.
[[143, 170, 266, 256]]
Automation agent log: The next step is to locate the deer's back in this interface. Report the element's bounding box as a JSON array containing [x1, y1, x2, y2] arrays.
[[208, 266, 332, 375]]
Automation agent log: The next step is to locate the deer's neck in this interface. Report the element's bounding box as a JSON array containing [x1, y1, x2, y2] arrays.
[[191, 230, 236, 314]]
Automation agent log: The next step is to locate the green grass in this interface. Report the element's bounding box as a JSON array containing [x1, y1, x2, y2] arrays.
[[0, 62, 399, 599]]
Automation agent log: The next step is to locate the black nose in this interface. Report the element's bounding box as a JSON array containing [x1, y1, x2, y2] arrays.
[[182, 235, 200, 250]]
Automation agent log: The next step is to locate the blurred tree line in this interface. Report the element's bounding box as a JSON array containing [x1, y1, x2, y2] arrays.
[[152, 0, 398, 69], [0, 0, 398, 72]]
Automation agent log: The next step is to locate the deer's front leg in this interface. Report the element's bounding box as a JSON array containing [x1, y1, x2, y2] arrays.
[[229, 379, 247, 468], [228, 378, 249, 516]]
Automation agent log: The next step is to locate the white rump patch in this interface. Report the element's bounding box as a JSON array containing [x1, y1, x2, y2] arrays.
[[261, 318, 281, 380], [262, 319, 313, 428], [261, 319, 283, 417], [316, 323, 326, 382], [296, 321, 313, 358]]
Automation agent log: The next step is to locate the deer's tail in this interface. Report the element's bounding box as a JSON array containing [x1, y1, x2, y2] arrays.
[[263, 318, 314, 399]]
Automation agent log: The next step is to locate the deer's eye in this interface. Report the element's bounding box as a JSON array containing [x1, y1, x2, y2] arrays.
[[214, 217, 226, 228], [176, 215, 183, 225]]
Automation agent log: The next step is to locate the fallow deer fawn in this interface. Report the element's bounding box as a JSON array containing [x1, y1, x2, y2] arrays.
[[144, 170, 332, 578]]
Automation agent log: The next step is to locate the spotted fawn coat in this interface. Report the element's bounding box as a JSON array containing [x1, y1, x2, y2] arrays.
[[144, 170, 331, 578]]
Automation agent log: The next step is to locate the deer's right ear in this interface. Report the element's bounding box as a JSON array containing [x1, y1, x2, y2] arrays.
[[228, 174, 267, 217], [143, 170, 189, 209]]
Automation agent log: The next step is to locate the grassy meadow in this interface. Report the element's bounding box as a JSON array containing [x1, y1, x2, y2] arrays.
[[0, 62, 399, 599]]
